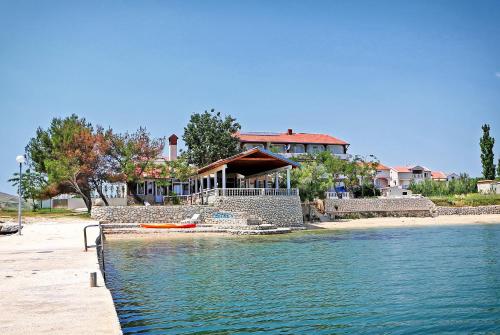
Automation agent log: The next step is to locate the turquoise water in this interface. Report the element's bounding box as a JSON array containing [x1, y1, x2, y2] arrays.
[[105, 225, 500, 334]]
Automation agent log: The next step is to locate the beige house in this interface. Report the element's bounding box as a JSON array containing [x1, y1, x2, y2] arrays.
[[237, 129, 349, 159]]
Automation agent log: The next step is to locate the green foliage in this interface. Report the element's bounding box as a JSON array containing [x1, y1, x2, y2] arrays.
[[409, 174, 477, 196], [291, 160, 332, 201], [429, 193, 500, 207], [25, 114, 97, 212], [480, 124, 496, 179], [497, 159, 500, 180], [8, 169, 48, 210], [182, 109, 241, 167], [107, 127, 165, 183]]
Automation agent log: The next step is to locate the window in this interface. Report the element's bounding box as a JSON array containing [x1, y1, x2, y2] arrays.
[[270, 144, 286, 153], [147, 181, 154, 195], [327, 145, 344, 154], [137, 182, 145, 195], [290, 144, 305, 153], [307, 144, 325, 154]]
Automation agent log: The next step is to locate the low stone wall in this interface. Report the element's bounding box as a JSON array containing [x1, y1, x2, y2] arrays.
[[91, 205, 218, 223], [91, 195, 304, 227], [437, 205, 500, 215], [325, 197, 437, 217], [214, 195, 304, 227]]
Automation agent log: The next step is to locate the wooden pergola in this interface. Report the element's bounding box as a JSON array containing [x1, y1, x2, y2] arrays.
[[194, 147, 300, 195]]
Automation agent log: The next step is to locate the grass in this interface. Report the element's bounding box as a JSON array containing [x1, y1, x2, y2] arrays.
[[429, 193, 500, 207], [0, 208, 90, 219]]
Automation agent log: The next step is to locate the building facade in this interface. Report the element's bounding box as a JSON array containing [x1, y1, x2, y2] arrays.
[[236, 129, 349, 159]]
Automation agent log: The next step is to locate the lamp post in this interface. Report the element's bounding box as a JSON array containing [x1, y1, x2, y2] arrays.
[[16, 155, 25, 235]]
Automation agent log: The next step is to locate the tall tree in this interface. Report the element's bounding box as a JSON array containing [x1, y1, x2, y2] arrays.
[[480, 124, 495, 180], [106, 127, 165, 201], [497, 158, 500, 179], [183, 109, 241, 167], [25, 115, 105, 212]]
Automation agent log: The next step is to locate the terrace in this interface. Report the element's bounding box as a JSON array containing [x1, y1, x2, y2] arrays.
[[192, 147, 300, 204]]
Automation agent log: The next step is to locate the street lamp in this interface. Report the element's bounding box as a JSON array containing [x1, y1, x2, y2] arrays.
[[16, 155, 25, 236]]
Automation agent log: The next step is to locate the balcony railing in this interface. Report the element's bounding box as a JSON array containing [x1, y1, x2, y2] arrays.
[[215, 188, 298, 197], [325, 191, 350, 199]]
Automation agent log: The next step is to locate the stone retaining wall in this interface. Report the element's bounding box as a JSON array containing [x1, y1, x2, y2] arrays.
[[214, 195, 304, 227], [91, 205, 218, 223], [325, 198, 437, 217], [437, 205, 500, 215], [91, 195, 304, 227]]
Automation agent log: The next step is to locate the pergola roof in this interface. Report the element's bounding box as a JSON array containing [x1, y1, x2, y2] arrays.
[[197, 147, 300, 177]]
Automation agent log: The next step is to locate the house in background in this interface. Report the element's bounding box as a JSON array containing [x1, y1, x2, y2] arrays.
[[236, 129, 349, 159], [477, 180, 500, 194], [446, 172, 460, 181], [389, 165, 432, 189], [431, 171, 447, 182], [130, 134, 191, 204], [373, 163, 391, 189]]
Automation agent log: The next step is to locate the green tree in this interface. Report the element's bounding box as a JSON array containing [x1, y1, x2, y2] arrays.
[[497, 159, 500, 180], [106, 127, 165, 202], [291, 160, 332, 202], [183, 109, 241, 167], [25, 115, 105, 212], [8, 169, 48, 210], [480, 124, 495, 180]]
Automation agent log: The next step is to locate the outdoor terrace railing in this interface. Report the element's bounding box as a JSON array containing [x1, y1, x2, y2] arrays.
[[325, 191, 350, 199], [215, 188, 298, 197]]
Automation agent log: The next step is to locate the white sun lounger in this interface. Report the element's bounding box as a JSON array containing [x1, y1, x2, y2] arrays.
[[181, 213, 200, 224]]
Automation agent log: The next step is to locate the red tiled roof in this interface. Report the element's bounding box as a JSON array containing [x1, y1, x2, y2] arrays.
[[236, 131, 348, 145], [431, 171, 447, 179], [392, 166, 411, 173], [376, 163, 390, 170]]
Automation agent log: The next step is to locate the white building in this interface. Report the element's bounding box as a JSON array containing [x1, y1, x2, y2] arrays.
[[477, 180, 500, 194], [389, 165, 432, 189]]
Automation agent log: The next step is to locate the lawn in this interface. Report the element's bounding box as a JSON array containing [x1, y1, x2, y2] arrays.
[[0, 208, 90, 219], [429, 193, 500, 207]]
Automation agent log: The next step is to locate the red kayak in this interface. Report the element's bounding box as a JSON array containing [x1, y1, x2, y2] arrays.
[[140, 223, 197, 229]]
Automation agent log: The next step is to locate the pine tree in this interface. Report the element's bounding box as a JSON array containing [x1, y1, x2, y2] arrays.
[[479, 124, 495, 180]]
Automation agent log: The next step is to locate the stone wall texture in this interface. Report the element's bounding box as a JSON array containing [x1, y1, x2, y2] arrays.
[[91, 195, 304, 227], [325, 198, 437, 217], [214, 195, 304, 227], [437, 205, 500, 215], [91, 205, 218, 223]]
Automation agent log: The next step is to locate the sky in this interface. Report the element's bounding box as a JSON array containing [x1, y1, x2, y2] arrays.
[[0, 0, 499, 194]]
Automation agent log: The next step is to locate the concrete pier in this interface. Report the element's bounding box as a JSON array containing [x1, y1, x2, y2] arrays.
[[0, 220, 122, 335]]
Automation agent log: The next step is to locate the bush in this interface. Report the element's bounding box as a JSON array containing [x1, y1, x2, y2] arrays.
[[409, 174, 477, 196], [429, 194, 500, 207]]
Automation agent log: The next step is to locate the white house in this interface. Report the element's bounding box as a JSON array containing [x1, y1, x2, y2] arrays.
[[389, 165, 432, 189], [477, 180, 500, 194], [373, 163, 391, 189]]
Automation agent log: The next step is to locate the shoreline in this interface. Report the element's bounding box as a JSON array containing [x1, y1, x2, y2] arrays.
[[104, 214, 500, 240], [307, 214, 500, 230]]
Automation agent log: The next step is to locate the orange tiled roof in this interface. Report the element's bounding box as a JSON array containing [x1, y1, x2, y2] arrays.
[[236, 131, 348, 145], [431, 171, 447, 179], [392, 166, 411, 173], [376, 163, 390, 170]]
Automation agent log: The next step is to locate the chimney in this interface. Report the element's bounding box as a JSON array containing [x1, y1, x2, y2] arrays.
[[287, 128, 293, 135], [168, 134, 178, 161]]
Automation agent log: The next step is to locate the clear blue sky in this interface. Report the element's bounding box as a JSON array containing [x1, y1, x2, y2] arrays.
[[1, 0, 499, 194]]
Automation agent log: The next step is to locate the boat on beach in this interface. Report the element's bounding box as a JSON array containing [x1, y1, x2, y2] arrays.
[[140, 223, 197, 229]]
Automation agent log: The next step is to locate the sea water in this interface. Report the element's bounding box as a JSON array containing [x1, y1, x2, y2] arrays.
[[104, 224, 500, 334]]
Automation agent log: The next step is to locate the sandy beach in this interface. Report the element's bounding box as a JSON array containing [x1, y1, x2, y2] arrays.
[[307, 214, 500, 230]]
